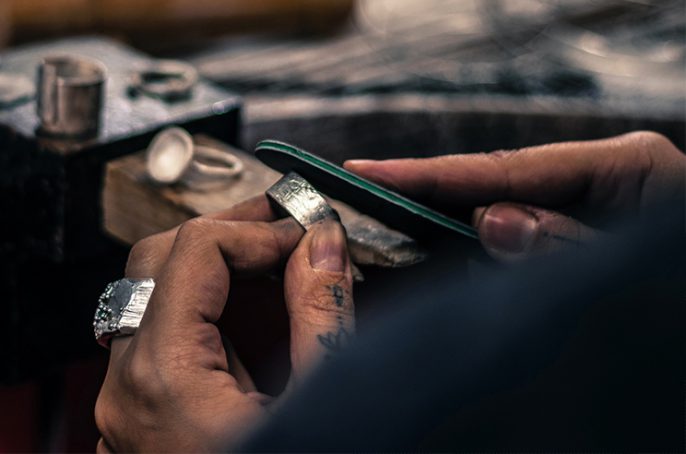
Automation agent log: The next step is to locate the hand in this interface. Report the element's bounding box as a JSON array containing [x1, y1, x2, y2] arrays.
[[344, 131, 685, 261], [95, 196, 354, 452]]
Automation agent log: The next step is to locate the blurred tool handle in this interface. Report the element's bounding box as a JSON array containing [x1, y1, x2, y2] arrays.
[[3, 0, 354, 48]]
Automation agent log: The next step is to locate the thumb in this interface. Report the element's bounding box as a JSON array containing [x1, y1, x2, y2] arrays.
[[473, 202, 599, 262], [283, 218, 354, 386]]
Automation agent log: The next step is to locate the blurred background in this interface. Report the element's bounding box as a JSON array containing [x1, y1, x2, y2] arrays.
[[0, 0, 684, 451]]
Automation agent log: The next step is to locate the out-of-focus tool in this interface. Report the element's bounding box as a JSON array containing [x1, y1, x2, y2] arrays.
[[4, 0, 354, 49], [36, 55, 106, 138]]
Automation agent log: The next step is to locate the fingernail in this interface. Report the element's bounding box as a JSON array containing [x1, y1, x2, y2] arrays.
[[343, 159, 377, 170], [481, 204, 538, 253], [344, 159, 375, 169], [309, 219, 347, 272]]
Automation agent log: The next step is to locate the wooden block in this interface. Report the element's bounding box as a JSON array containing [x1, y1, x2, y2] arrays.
[[104, 135, 280, 245], [104, 134, 425, 270]]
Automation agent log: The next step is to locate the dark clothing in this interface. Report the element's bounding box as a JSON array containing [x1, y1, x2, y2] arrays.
[[246, 199, 685, 452]]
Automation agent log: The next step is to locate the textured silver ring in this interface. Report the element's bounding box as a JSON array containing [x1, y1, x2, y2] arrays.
[[266, 172, 338, 230], [94, 278, 155, 348]]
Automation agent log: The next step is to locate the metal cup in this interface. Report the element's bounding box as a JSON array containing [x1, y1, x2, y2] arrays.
[[37, 56, 106, 138]]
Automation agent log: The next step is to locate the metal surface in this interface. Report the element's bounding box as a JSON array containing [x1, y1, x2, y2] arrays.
[[37, 55, 106, 138], [0, 73, 34, 108], [93, 278, 155, 348], [330, 200, 427, 267], [266, 171, 338, 230]]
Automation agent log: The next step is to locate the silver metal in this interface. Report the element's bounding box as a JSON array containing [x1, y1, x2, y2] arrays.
[[266, 172, 338, 230], [190, 145, 244, 179], [37, 55, 106, 138], [0, 73, 34, 109], [94, 278, 155, 348], [146, 127, 244, 188], [129, 60, 198, 101], [146, 127, 195, 184]]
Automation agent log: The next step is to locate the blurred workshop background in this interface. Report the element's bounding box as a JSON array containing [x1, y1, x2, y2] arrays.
[[0, 0, 684, 451]]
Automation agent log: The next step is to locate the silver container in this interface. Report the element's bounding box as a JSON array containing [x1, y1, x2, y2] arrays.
[[37, 56, 106, 138]]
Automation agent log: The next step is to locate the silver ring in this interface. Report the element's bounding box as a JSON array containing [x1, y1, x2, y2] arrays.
[[146, 127, 244, 189], [266, 172, 338, 230], [190, 145, 244, 179], [36, 55, 106, 138], [129, 60, 198, 101], [94, 278, 155, 348]]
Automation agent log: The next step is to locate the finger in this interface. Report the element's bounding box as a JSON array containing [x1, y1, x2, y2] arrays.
[[114, 195, 279, 359], [125, 194, 277, 278], [343, 133, 660, 211], [472, 202, 600, 262], [136, 217, 304, 371], [282, 219, 354, 385]]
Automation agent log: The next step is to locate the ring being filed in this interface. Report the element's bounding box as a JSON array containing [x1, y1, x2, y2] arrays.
[[266, 172, 338, 230], [146, 127, 243, 188]]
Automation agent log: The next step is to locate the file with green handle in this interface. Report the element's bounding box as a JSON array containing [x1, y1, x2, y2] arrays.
[[255, 140, 478, 240]]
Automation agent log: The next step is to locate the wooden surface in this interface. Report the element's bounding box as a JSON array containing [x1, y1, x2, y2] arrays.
[[103, 134, 425, 272], [104, 136, 281, 245]]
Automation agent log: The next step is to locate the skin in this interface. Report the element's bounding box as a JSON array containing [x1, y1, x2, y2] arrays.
[[96, 131, 684, 451], [344, 131, 685, 262], [95, 195, 353, 452]]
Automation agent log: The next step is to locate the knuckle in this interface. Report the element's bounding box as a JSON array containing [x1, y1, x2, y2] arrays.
[[623, 130, 672, 148], [126, 235, 162, 275], [621, 131, 678, 157], [123, 352, 164, 398], [175, 217, 213, 242], [94, 390, 119, 445]]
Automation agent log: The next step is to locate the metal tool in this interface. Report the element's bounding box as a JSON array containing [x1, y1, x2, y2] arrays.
[[256, 140, 478, 240], [36, 55, 106, 138]]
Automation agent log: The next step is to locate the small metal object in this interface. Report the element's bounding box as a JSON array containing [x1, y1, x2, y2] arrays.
[[266, 172, 338, 230], [146, 127, 195, 184], [0, 73, 34, 109], [36, 55, 106, 138], [129, 60, 198, 101], [93, 278, 155, 348], [146, 127, 244, 188]]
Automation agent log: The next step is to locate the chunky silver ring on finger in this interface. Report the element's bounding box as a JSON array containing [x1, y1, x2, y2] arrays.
[[94, 278, 155, 348]]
